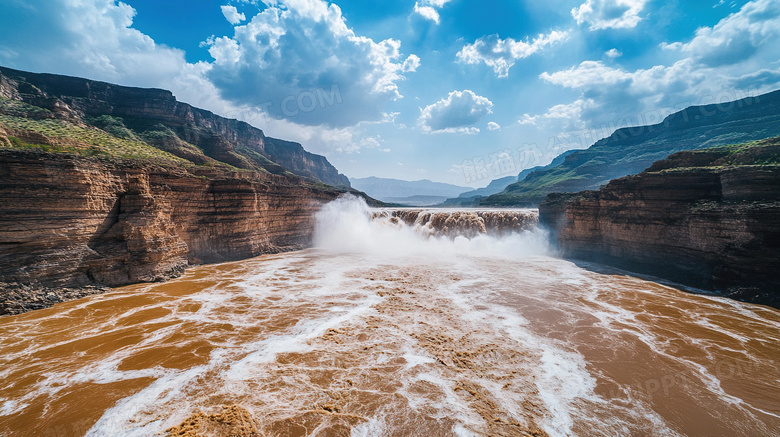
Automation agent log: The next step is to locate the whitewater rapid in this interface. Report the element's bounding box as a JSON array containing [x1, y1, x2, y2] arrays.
[[0, 196, 778, 436]]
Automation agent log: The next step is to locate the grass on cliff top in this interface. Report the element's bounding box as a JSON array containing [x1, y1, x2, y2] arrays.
[[0, 97, 54, 119], [709, 137, 780, 165], [654, 136, 780, 172], [4, 135, 112, 157], [0, 114, 192, 163]]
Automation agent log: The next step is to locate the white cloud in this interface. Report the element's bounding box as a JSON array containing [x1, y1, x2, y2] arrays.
[[545, 0, 780, 127], [0, 0, 428, 163], [517, 114, 538, 125], [413, 0, 453, 24], [413, 3, 440, 24], [402, 54, 421, 73], [659, 41, 682, 51], [220, 5, 246, 25], [535, 58, 710, 129], [487, 121, 501, 131], [677, 0, 780, 67], [0, 0, 189, 89], [419, 90, 493, 134], [457, 30, 569, 78], [206, 0, 420, 128], [571, 0, 649, 30], [605, 48, 622, 58], [540, 61, 632, 88]]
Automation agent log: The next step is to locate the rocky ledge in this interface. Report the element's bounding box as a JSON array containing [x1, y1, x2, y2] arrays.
[[539, 137, 780, 308], [0, 150, 348, 315]]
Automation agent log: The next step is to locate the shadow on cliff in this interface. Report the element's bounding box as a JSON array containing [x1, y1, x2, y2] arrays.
[[566, 258, 780, 310]]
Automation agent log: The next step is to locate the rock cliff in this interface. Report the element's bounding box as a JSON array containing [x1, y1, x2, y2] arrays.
[[486, 89, 780, 206], [0, 150, 347, 315], [0, 65, 350, 187], [539, 137, 780, 307]]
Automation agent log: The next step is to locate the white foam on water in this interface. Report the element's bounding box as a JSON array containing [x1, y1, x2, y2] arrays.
[[6, 195, 774, 436], [86, 364, 212, 437], [402, 351, 436, 369], [0, 400, 26, 417], [427, 259, 595, 436], [350, 415, 388, 437], [314, 195, 552, 260], [223, 296, 381, 382], [83, 246, 389, 436], [312, 194, 601, 436], [452, 424, 479, 437]]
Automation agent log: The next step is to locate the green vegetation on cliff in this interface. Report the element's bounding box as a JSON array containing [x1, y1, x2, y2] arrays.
[[650, 137, 780, 169], [483, 89, 780, 206], [0, 99, 191, 163], [0, 66, 351, 187]]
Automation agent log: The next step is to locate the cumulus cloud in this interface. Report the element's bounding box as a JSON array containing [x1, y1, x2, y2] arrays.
[[220, 5, 245, 25], [540, 60, 632, 88], [571, 0, 649, 30], [413, 0, 453, 24], [677, 0, 780, 67], [0, 0, 189, 89], [402, 54, 421, 73], [206, 0, 419, 128], [0, 0, 426, 163], [457, 31, 569, 78], [419, 90, 493, 134], [414, 3, 440, 23], [605, 48, 622, 58], [529, 0, 780, 132], [487, 121, 501, 131]]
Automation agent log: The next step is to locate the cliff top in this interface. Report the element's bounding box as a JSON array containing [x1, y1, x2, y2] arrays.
[[484, 89, 780, 206], [647, 136, 780, 172], [540, 136, 780, 210], [0, 65, 350, 188]]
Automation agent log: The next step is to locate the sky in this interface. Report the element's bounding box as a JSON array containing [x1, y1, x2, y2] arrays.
[[1, 0, 780, 188]]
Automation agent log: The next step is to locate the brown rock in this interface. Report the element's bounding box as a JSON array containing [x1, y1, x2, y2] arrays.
[[0, 149, 343, 314], [539, 139, 780, 307]]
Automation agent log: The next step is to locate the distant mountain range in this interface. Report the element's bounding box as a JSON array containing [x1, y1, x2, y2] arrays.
[[483, 89, 780, 206], [350, 177, 471, 204], [441, 150, 582, 206]]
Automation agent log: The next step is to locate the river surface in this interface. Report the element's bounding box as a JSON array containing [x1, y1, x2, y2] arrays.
[[1, 197, 779, 436]]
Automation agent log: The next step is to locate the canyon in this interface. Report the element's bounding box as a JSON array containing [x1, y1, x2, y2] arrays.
[[0, 66, 362, 315], [0, 150, 348, 315], [539, 137, 780, 308]]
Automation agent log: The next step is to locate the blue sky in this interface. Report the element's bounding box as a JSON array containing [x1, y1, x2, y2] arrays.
[[2, 0, 779, 187]]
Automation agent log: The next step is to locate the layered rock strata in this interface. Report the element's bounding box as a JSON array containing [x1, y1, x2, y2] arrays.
[[0, 150, 344, 314], [539, 138, 780, 307]]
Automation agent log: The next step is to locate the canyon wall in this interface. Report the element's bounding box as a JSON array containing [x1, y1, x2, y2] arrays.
[[0, 66, 350, 188], [484, 89, 780, 206], [0, 150, 345, 315], [539, 138, 780, 307]]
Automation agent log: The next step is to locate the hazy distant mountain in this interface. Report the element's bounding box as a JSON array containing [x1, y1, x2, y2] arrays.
[[350, 177, 471, 201], [382, 195, 452, 207], [440, 150, 582, 206], [483, 89, 780, 206]]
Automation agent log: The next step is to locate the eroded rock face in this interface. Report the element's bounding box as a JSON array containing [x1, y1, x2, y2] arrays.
[[539, 141, 780, 308], [0, 66, 350, 188], [0, 150, 342, 314]]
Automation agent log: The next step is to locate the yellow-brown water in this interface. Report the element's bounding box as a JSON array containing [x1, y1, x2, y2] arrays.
[[0, 198, 778, 436]]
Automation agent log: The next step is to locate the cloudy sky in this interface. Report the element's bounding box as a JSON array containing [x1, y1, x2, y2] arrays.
[[1, 0, 779, 187]]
